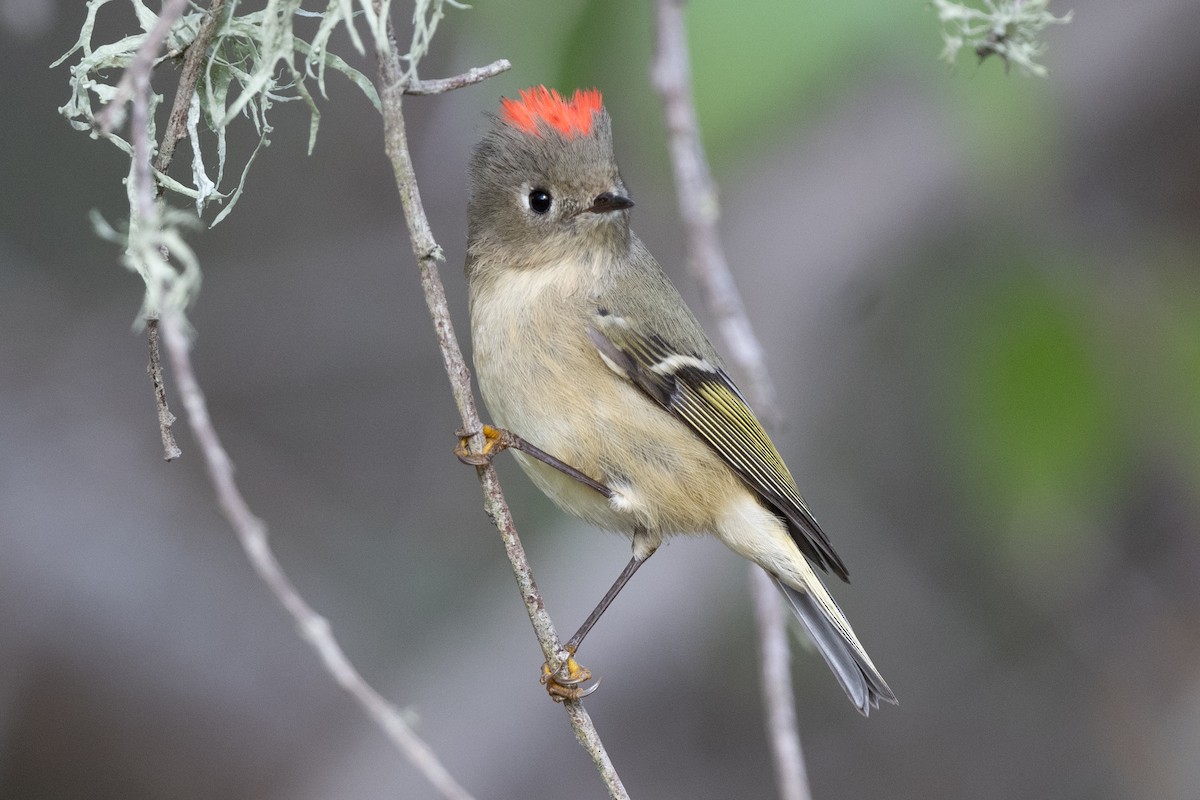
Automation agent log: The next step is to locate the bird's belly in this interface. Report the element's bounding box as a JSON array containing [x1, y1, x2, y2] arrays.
[[476, 331, 745, 538]]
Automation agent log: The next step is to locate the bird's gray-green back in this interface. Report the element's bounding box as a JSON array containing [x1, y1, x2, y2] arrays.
[[590, 236, 850, 580], [594, 236, 724, 367]]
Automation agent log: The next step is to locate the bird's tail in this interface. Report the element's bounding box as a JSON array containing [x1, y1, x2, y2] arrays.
[[774, 575, 897, 715]]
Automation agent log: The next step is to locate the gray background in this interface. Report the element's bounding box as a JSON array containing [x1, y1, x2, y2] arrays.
[[3, 1, 1199, 798]]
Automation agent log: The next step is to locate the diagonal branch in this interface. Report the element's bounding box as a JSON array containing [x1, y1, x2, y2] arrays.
[[105, 6, 475, 798], [751, 555, 814, 800], [402, 59, 511, 95], [372, 15, 629, 800], [153, 0, 228, 177], [650, 0, 779, 422], [158, 312, 475, 800], [97, 0, 226, 461], [652, 1, 811, 799], [144, 0, 226, 462], [147, 318, 181, 460]]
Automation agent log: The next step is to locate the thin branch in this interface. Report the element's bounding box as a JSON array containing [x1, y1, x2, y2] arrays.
[[112, 7, 475, 797], [403, 58, 511, 95], [650, 0, 778, 424], [372, 14, 629, 800], [158, 313, 475, 800], [153, 0, 227, 177], [651, 1, 810, 798], [751, 568, 813, 800], [125, 2, 181, 460], [98, 0, 221, 460], [146, 316, 182, 460], [143, 0, 225, 460]]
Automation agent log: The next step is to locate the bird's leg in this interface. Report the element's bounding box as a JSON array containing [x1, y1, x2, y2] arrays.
[[456, 424, 631, 701], [565, 549, 655, 652], [455, 425, 614, 499], [542, 542, 658, 702]]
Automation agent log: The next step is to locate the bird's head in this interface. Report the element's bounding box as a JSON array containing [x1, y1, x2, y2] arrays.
[[467, 86, 634, 273]]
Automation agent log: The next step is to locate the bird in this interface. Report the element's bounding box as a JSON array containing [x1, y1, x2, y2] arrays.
[[462, 85, 895, 714]]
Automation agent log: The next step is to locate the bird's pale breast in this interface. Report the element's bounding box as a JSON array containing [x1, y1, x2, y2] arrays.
[[470, 257, 749, 540]]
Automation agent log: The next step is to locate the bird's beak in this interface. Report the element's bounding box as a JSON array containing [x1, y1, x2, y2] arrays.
[[584, 191, 634, 214]]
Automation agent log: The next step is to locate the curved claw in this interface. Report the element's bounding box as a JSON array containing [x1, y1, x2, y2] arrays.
[[540, 653, 598, 702], [454, 424, 510, 466], [567, 676, 602, 700]]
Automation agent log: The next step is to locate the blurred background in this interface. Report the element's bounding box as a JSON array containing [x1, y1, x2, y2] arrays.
[[3, 0, 1199, 797]]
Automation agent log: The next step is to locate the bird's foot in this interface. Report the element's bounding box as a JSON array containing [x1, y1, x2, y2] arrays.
[[540, 648, 599, 702], [454, 424, 511, 466]]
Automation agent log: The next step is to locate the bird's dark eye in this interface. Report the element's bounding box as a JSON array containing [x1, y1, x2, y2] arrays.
[[528, 188, 552, 214]]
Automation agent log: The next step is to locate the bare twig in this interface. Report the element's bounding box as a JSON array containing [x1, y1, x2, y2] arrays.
[[121, 1, 183, 460], [650, 0, 778, 423], [144, 0, 227, 459], [153, 0, 227, 176], [158, 313, 475, 800], [372, 13, 629, 800], [752, 568, 813, 800], [97, 0, 220, 460], [402, 58, 511, 95], [143, 0, 227, 461], [652, 1, 810, 798], [146, 316, 181, 460], [111, 7, 475, 798]]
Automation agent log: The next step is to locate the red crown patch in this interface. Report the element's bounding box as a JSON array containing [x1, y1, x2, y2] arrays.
[[500, 86, 602, 139]]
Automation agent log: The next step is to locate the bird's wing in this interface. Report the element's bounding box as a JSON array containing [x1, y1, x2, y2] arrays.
[[589, 310, 849, 581]]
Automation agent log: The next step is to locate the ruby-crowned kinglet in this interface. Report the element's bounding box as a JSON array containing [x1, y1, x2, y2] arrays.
[[465, 86, 895, 714]]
